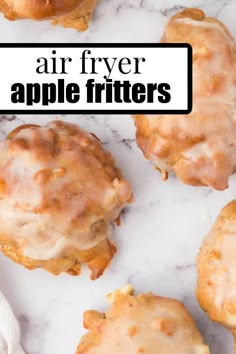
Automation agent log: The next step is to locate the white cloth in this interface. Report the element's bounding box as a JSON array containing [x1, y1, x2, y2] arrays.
[[0, 291, 25, 354]]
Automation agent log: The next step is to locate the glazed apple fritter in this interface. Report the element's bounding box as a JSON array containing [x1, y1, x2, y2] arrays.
[[0, 120, 132, 279], [76, 285, 210, 354], [133, 8, 236, 190]]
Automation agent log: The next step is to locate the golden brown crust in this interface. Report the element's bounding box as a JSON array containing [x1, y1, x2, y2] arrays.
[[51, 0, 96, 30], [133, 8, 236, 190], [196, 201, 236, 331], [76, 285, 211, 354], [0, 235, 116, 278], [0, 120, 132, 278], [0, 0, 97, 30]]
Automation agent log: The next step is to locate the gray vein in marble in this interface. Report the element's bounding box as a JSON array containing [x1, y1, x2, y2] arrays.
[[160, 5, 186, 18], [176, 264, 195, 271]]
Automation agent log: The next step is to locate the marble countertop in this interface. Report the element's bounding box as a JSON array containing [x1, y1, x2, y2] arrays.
[[0, 1, 236, 354]]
